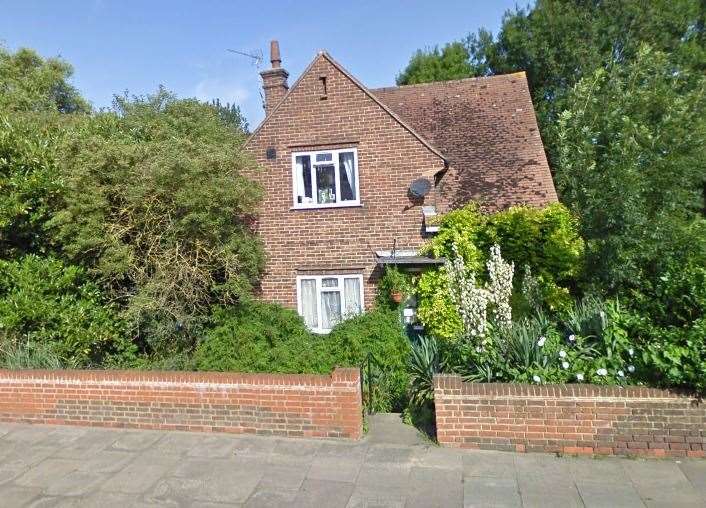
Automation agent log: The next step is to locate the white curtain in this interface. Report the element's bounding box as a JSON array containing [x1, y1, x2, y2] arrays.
[[344, 278, 361, 317], [300, 279, 318, 329], [295, 157, 306, 202], [321, 291, 341, 330], [341, 152, 356, 200]]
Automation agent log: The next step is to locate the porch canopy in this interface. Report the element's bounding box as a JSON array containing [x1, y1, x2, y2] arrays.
[[374, 249, 445, 268]]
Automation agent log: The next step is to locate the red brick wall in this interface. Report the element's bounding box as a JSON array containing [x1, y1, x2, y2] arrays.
[[434, 375, 706, 457], [0, 368, 362, 439], [246, 53, 445, 309]]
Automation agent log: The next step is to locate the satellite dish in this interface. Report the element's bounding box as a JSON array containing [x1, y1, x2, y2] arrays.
[[409, 178, 432, 198]]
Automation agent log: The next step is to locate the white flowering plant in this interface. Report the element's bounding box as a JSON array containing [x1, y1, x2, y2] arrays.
[[453, 298, 641, 386], [446, 243, 513, 345]]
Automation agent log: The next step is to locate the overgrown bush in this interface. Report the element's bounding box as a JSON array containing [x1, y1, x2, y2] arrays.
[[49, 88, 264, 353], [0, 255, 135, 367], [194, 302, 331, 374], [327, 307, 411, 412], [417, 203, 583, 340]]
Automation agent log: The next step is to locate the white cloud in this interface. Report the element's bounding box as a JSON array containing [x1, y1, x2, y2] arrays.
[[193, 78, 250, 105]]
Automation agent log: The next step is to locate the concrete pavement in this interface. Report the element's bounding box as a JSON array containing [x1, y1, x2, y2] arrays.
[[0, 418, 704, 507]]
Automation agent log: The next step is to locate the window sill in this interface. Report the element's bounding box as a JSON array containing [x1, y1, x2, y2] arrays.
[[290, 203, 364, 211]]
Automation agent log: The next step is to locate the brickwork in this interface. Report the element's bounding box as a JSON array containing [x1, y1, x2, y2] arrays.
[[246, 49, 558, 313], [0, 368, 362, 439], [434, 375, 706, 457], [246, 53, 445, 309]]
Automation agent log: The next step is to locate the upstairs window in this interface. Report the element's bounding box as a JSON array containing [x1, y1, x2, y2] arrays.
[[297, 274, 363, 333], [292, 148, 359, 208]]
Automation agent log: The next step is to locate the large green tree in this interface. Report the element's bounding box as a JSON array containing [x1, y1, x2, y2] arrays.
[[555, 46, 706, 301], [0, 47, 88, 257], [396, 42, 474, 85], [48, 88, 264, 351], [0, 46, 89, 114]]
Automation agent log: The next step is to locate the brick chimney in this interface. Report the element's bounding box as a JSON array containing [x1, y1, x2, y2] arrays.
[[260, 40, 289, 115]]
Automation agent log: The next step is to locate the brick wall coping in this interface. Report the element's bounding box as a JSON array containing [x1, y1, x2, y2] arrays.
[[0, 367, 359, 390], [434, 374, 696, 401]]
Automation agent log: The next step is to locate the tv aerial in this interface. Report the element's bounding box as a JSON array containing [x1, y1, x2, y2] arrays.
[[227, 48, 263, 69]]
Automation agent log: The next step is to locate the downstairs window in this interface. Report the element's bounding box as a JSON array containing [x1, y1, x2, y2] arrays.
[[297, 274, 363, 333]]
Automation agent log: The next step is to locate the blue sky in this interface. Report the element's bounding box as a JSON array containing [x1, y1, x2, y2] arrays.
[[1, 0, 520, 126]]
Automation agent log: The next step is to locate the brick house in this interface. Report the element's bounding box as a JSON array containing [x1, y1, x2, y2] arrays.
[[245, 41, 557, 333]]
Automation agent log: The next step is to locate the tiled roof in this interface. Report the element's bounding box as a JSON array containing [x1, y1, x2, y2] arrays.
[[371, 73, 558, 211]]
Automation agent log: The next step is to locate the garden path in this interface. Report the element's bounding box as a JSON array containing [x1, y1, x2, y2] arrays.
[[0, 422, 704, 507]]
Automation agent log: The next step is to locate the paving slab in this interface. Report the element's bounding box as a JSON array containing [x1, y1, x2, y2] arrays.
[[346, 485, 407, 508], [463, 476, 522, 508], [364, 444, 414, 464], [3, 425, 57, 445], [0, 445, 57, 485], [462, 449, 516, 478], [576, 480, 645, 508], [406, 466, 463, 508], [623, 459, 704, 507], [356, 463, 411, 489], [166, 457, 264, 503], [270, 438, 322, 465], [148, 430, 209, 456], [413, 445, 464, 470], [245, 488, 298, 507], [308, 456, 363, 483], [99, 455, 180, 494], [0, 422, 704, 507], [0, 484, 42, 506], [14, 458, 80, 488], [517, 476, 583, 508], [187, 434, 244, 459], [678, 460, 706, 500], [49, 428, 122, 459], [257, 463, 309, 491], [44, 470, 109, 497], [292, 479, 355, 508], [110, 429, 165, 452], [365, 413, 426, 446], [75, 449, 136, 474]]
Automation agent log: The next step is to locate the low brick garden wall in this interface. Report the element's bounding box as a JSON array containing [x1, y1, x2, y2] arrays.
[[0, 367, 362, 439], [434, 374, 705, 457]]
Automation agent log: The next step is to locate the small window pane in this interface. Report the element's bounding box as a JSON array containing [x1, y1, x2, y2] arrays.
[[316, 164, 336, 204], [295, 155, 312, 204], [322, 277, 338, 288], [300, 279, 318, 329], [344, 278, 361, 317], [316, 152, 333, 162], [321, 291, 342, 329], [339, 152, 356, 201]]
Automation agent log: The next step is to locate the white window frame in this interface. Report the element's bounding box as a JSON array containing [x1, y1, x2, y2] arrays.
[[296, 274, 364, 334], [291, 147, 360, 209]]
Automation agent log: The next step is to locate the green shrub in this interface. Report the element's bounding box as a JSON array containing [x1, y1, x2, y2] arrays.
[[327, 307, 411, 412], [447, 298, 640, 386], [408, 335, 441, 406], [0, 339, 64, 369], [194, 302, 333, 374], [0, 255, 135, 367], [417, 203, 584, 340]]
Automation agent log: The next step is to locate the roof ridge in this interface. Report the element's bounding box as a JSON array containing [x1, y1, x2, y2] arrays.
[[370, 71, 527, 92]]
